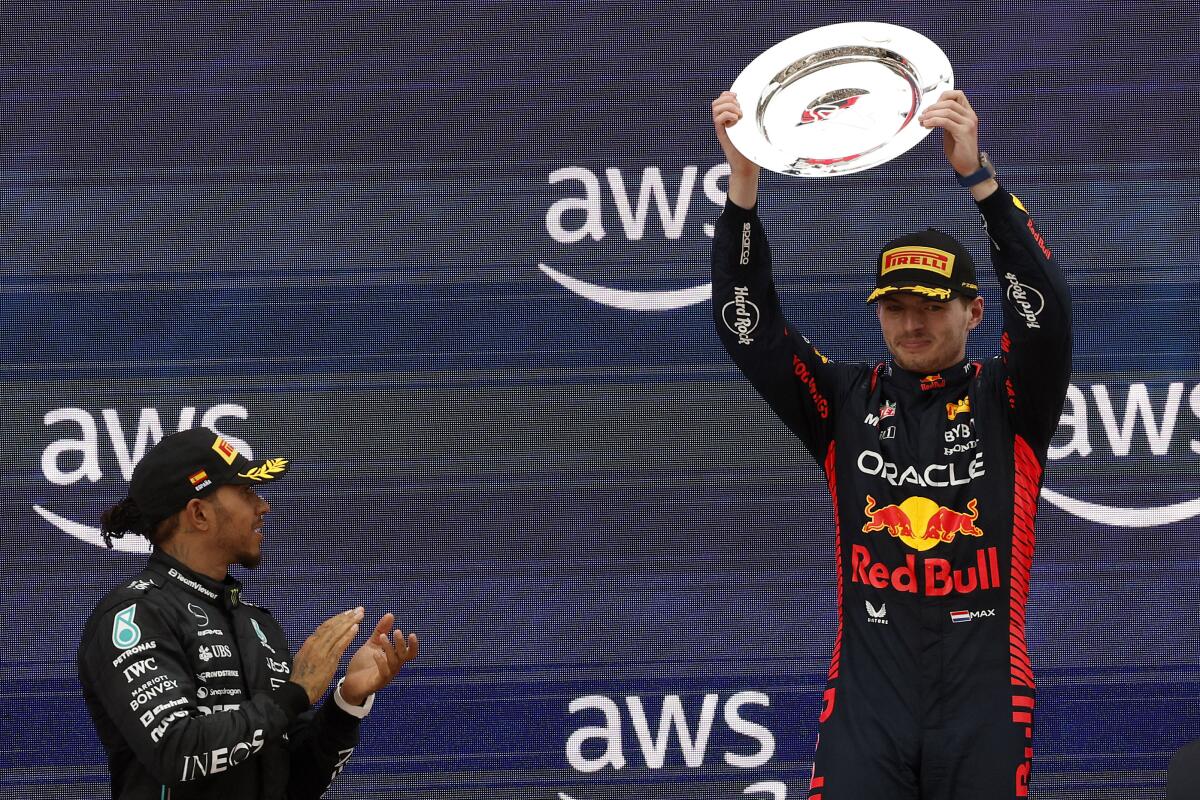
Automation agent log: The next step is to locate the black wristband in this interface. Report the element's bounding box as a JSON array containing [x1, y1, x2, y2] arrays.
[[955, 152, 996, 187], [956, 166, 991, 187]]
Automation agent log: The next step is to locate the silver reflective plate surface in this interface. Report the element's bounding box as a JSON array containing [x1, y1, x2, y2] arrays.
[[728, 22, 953, 177]]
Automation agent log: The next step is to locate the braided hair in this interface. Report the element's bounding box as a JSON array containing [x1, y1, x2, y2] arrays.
[[100, 499, 178, 549]]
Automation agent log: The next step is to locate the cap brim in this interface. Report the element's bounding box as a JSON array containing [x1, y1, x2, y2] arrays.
[[867, 284, 955, 304], [229, 457, 291, 484]]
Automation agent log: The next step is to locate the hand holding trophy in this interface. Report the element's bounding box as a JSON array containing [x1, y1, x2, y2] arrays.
[[725, 22, 954, 177]]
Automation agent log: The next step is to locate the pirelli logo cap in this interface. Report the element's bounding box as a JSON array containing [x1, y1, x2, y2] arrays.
[[126, 427, 290, 527], [867, 228, 978, 303]]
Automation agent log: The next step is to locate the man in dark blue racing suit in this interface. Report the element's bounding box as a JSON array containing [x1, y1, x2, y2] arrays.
[[78, 427, 419, 799], [710, 90, 1071, 800]]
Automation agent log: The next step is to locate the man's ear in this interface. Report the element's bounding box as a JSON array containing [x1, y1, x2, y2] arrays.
[[181, 496, 215, 532], [966, 296, 984, 330]]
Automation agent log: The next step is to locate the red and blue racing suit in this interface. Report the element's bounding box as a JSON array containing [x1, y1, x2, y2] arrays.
[[712, 186, 1071, 800]]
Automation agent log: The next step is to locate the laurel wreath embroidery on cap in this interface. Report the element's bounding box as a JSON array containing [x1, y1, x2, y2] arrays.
[[237, 458, 288, 481]]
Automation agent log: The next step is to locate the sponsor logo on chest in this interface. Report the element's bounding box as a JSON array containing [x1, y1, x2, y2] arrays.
[[857, 450, 985, 488]]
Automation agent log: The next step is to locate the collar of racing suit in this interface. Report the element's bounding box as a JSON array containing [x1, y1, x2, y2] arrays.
[[880, 358, 982, 393], [145, 549, 246, 611]]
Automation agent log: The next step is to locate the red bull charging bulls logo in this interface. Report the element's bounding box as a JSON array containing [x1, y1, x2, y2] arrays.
[[862, 495, 983, 551], [857, 495, 999, 596]]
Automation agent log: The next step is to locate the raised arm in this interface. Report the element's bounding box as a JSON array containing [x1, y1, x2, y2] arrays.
[[710, 92, 850, 461], [922, 90, 1072, 450], [712, 91, 760, 210]]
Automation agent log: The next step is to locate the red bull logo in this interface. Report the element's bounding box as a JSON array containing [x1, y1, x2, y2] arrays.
[[858, 495, 995, 596], [926, 499, 984, 542], [851, 544, 1001, 596], [1026, 216, 1051, 260], [920, 374, 947, 391], [862, 495, 984, 551]]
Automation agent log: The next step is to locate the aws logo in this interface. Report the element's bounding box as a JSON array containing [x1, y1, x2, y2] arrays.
[[1043, 381, 1200, 527], [34, 405, 252, 552], [561, 691, 788, 799], [539, 164, 727, 310], [862, 495, 983, 551]]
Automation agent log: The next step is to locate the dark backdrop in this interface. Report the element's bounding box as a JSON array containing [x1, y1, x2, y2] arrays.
[[3, 2, 1198, 797]]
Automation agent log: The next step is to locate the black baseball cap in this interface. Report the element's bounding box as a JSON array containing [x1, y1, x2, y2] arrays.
[[866, 228, 979, 303], [126, 427, 290, 528]]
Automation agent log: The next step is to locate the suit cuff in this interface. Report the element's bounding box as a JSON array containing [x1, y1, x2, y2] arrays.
[[334, 677, 375, 719], [273, 680, 312, 723], [724, 196, 759, 215]]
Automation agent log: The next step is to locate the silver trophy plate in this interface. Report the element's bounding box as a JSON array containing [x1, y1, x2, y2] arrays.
[[728, 22, 953, 177]]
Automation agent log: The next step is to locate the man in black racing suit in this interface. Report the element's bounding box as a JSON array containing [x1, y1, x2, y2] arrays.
[[710, 90, 1071, 799], [78, 427, 419, 799]]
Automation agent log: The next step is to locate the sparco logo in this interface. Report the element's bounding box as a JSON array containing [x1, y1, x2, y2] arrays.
[[739, 221, 751, 265], [1003, 272, 1044, 329], [721, 287, 760, 345], [538, 164, 728, 310], [33, 406, 251, 552]]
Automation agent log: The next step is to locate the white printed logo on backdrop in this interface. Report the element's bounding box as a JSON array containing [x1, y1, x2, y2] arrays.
[[35, 405, 252, 552], [557, 691, 788, 799], [539, 164, 729, 310], [1040, 381, 1200, 526]]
